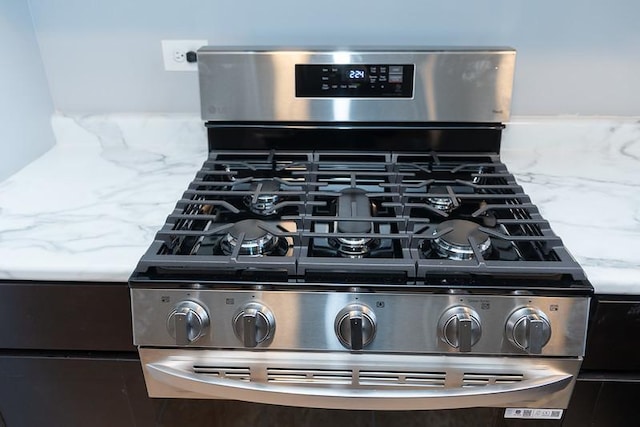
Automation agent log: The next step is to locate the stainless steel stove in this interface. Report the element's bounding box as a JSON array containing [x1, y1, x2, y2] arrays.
[[129, 47, 592, 412]]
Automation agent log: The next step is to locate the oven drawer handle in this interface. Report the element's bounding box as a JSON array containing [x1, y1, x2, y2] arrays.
[[146, 361, 573, 411]]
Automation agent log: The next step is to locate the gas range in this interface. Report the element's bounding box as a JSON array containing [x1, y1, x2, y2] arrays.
[[130, 47, 592, 412]]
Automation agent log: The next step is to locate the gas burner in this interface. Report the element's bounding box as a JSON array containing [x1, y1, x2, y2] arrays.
[[427, 196, 457, 213], [220, 219, 281, 256], [329, 236, 378, 258], [426, 186, 459, 213], [243, 179, 281, 216], [328, 188, 376, 258], [430, 219, 491, 260]]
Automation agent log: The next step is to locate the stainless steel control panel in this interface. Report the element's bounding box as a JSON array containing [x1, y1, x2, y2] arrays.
[[132, 288, 589, 357], [197, 47, 516, 122]]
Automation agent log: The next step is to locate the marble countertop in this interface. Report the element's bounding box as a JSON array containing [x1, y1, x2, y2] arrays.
[[0, 115, 207, 282], [501, 118, 640, 294], [0, 114, 638, 294]]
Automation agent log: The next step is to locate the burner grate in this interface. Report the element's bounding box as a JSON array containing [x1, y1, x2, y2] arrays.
[[134, 150, 588, 284]]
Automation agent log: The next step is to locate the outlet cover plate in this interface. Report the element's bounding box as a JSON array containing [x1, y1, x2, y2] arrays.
[[161, 39, 208, 71]]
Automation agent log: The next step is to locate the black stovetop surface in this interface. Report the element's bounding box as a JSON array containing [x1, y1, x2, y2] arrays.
[[130, 149, 591, 293]]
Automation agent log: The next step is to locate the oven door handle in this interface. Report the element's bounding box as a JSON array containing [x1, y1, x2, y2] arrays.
[[146, 361, 573, 411]]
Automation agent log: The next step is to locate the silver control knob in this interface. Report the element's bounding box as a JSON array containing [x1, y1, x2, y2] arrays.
[[166, 301, 210, 345], [335, 304, 376, 350], [506, 307, 552, 354], [438, 306, 482, 352], [233, 302, 275, 348]]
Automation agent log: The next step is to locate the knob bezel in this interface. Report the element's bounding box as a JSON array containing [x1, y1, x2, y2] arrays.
[[438, 306, 482, 351], [166, 300, 210, 344], [334, 303, 377, 350], [506, 306, 552, 353], [232, 302, 276, 347]]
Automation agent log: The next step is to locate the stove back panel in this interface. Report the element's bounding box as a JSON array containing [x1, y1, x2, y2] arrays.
[[205, 124, 503, 152], [197, 47, 515, 123]]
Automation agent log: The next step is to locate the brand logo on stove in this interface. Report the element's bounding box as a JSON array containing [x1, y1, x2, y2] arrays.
[[208, 105, 228, 115]]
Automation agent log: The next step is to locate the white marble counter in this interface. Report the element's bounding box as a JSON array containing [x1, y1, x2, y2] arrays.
[[0, 114, 638, 294], [0, 114, 207, 281], [502, 117, 640, 295]]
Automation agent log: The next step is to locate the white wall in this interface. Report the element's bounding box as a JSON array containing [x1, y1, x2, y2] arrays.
[[29, 0, 640, 116], [0, 0, 55, 181]]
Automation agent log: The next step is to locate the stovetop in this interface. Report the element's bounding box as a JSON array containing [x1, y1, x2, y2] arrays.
[[131, 149, 589, 292]]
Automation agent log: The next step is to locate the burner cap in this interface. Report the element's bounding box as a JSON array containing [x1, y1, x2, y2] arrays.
[[221, 219, 280, 256], [430, 219, 491, 260], [244, 179, 281, 216], [336, 188, 372, 234], [330, 188, 375, 258]]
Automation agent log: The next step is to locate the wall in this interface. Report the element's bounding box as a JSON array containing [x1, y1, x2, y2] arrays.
[[28, 0, 640, 116], [0, 0, 55, 182]]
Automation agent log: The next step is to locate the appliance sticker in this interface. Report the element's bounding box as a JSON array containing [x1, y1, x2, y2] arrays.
[[504, 408, 563, 420]]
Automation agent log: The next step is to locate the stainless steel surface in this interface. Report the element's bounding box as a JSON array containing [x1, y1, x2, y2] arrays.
[[139, 348, 580, 410], [506, 307, 552, 354], [232, 302, 275, 348], [198, 47, 515, 123], [165, 301, 210, 345], [133, 289, 589, 357], [438, 306, 481, 352]]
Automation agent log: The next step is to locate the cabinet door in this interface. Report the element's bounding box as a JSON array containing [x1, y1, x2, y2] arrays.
[[583, 297, 640, 370], [0, 356, 154, 427], [563, 378, 640, 427], [0, 281, 134, 351]]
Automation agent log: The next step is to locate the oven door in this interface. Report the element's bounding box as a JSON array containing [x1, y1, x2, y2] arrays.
[[139, 349, 580, 411]]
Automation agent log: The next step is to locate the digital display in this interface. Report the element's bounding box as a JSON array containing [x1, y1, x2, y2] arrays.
[[346, 69, 366, 80], [295, 64, 414, 98]]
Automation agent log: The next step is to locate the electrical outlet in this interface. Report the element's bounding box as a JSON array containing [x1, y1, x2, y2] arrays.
[[161, 39, 208, 71]]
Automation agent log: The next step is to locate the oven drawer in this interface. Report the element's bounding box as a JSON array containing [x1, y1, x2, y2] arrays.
[[139, 348, 581, 411]]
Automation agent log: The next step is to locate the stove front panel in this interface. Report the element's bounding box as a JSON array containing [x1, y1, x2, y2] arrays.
[[132, 288, 589, 357], [198, 48, 515, 123]]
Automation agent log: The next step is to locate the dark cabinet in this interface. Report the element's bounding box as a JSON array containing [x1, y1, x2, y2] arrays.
[[563, 377, 640, 427], [0, 280, 145, 427], [561, 296, 640, 427], [1, 282, 639, 426], [0, 281, 134, 351], [582, 297, 640, 371], [0, 355, 153, 427]]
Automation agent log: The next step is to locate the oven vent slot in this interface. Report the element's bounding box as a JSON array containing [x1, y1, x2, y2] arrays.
[[267, 368, 352, 385], [462, 372, 524, 387], [193, 366, 251, 382], [190, 366, 524, 389], [359, 371, 446, 387]]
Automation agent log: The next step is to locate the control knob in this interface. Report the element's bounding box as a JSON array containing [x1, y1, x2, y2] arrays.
[[438, 306, 482, 352], [233, 302, 275, 348], [506, 307, 551, 354], [335, 304, 376, 351], [166, 301, 210, 345]]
